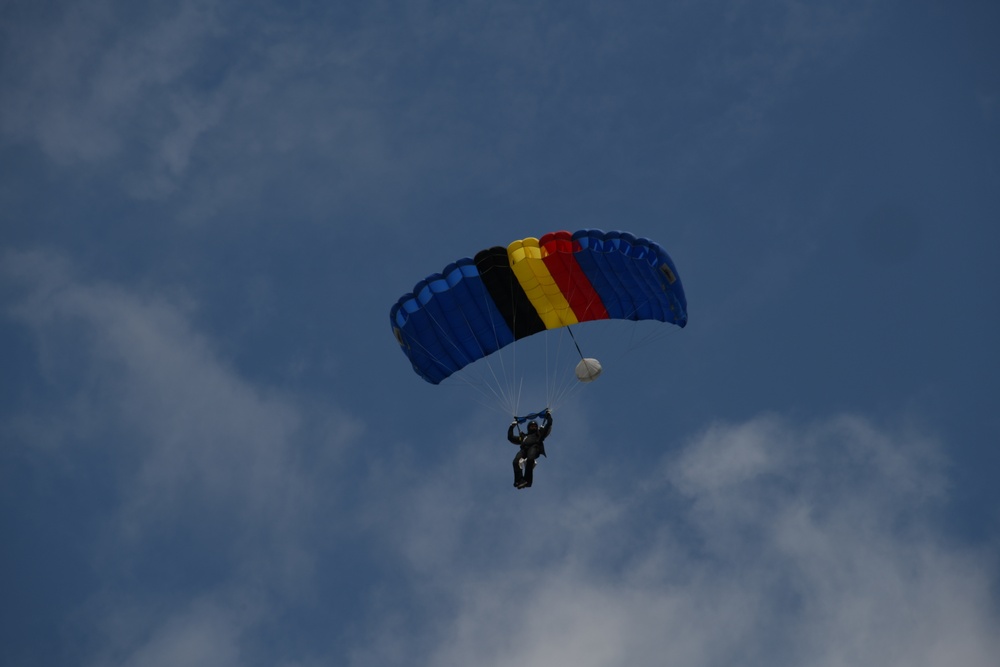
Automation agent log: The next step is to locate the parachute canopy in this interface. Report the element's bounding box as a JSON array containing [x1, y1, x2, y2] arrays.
[[390, 229, 687, 384]]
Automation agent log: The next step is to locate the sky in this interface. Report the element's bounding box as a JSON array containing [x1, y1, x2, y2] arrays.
[[2, 0, 999, 665]]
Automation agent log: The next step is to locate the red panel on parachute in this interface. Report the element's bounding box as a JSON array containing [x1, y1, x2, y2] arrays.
[[539, 231, 610, 322]]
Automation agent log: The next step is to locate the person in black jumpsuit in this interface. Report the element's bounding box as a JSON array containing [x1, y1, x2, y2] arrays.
[[508, 410, 552, 489]]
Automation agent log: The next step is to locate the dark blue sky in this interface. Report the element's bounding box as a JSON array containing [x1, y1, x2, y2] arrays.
[[3, 1, 998, 665]]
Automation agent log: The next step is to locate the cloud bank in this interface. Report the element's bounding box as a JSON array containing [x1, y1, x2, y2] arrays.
[[2, 249, 359, 665], [4, 251, 997, 665], [361, 416, 999, 667]]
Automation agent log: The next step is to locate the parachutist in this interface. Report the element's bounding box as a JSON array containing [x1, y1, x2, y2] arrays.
[[508, 410, 552, 489]]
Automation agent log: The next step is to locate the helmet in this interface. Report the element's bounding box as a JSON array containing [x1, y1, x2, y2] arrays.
[[527, 421, 538, 431]]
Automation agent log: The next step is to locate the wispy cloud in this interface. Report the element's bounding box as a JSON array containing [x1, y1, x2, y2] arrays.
[[1, 0, 394, 207], [2, 248, 361, 663], [359, 414, 999, 667], [2, 0, 876, 215], [4, 250, 997, 664], [1, 1, 223, 169], [0, 0, 467, 214], [85, 594, 251, 667]]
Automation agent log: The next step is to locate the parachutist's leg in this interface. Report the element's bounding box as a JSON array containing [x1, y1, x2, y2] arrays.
[[512, 450, 525, 486], [522, 445, 541, 487], [523, 457, 535, 486]]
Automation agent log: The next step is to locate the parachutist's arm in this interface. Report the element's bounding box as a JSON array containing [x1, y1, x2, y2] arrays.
[[539, 411, 553, 438], [507, 422, 522, 444]]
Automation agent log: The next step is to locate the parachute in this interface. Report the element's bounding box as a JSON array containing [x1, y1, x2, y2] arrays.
[[390, 229, 687, 414]]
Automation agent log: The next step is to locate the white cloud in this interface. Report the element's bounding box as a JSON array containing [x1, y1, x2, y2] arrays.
[[5, 250, 996, 665], [0, 0, 429, 211], [0, 0, 222, 167], [8, 247, 361, 535], [0, 0, 878, 223], [2, 248, 361, 663], [87, 595, 249, 667], [360, 413, 1000, 667]]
